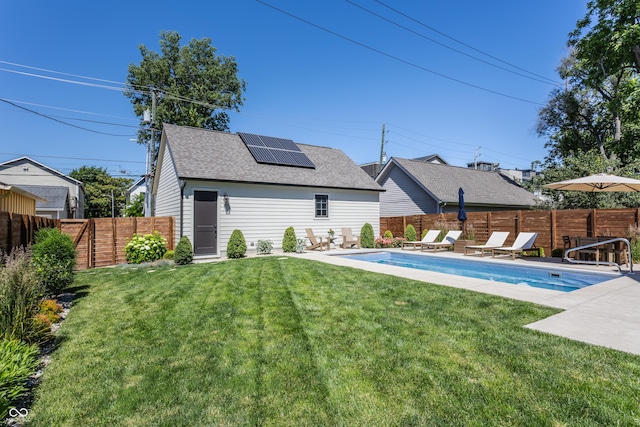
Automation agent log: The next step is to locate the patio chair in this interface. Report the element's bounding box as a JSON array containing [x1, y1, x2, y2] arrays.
[[305, 228, 330, 251], [420, 230, 463, 252], [402, 229, 440, 250], [464, 231, 510, 256], [491, 232, 539, 260], [340, 227, 360, 249]]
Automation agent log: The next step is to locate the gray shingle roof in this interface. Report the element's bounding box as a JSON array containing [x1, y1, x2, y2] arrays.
[[17, 185, 68, 209], [384, 158, 537, 207], [161, 124, 383, 191]]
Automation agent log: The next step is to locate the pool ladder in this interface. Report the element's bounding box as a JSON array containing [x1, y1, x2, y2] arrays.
[[564, 237, 634, 274]]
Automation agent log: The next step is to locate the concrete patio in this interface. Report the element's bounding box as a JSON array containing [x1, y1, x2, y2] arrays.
[[298, 248, 640, 356]]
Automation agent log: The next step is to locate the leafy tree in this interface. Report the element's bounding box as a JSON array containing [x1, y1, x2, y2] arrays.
[[124, 192, 145, 217], [540, 1, 640, 164], [125, 30, 246, 156], [70, 166, 133, 218]]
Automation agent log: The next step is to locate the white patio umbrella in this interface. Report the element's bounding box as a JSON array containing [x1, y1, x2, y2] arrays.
[[543, 173, 640, 192]]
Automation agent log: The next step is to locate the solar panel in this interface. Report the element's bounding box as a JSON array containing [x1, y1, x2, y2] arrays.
[[238, 132, 315, 169]]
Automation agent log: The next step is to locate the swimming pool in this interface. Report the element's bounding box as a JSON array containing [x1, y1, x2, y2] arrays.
[[338, 251, 618, 292]]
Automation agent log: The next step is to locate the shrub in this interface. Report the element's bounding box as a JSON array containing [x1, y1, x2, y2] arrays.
[[405, 225, 417, 242], [38, 299, 63, 324], [282, 227, 297, 253], [383, 230, 393, 239], [174, 236, 194, 265], [163, 250, 175, 260], [0, 339, 40, 420], [124, 231, 167, 264], [360, 223, 374, 248], [422, 229, 429, 239], [627, 225, 640, 262], [257, 240, 273, 255], [375, 237, 405, 248], [31, 228, 76, 295], [227, 230, 247, 259], [0, 247, 46, 343]]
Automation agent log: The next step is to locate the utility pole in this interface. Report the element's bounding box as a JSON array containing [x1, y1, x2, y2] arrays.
[[379, 123, 387, 175], [474, 146, 481, 169], [143, 90, 158, 217]]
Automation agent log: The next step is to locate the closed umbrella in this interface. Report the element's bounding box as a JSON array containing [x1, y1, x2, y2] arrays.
[[457, 187, 467, 221], [543, 173, 640, 192]]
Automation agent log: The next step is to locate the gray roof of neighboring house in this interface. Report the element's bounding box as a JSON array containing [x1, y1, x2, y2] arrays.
[[17, 185, 68, 210], [380, 157, 538, 207], [160, 124, 383, 191]]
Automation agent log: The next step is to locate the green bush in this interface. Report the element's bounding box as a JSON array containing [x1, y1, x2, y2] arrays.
[[0, 339, 40, 420], [0, 247, 46, 344], [422, 229, 428, 239], [383, 230, 393, 239], [360, 223, 374, 248], [282, 227, 297, 253], [174, 236, 194, 265], [227, 230, 247, 259], [257, 240, 273, 255], [124, 231, 167, 264], [31, 228, 76, 295], [163, 250, 175, 260], [405, 225, 417, 242]]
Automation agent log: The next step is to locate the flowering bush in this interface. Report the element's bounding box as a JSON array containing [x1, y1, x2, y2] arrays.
[[124, 231, 167, 264], [375, 237, 405, 248]]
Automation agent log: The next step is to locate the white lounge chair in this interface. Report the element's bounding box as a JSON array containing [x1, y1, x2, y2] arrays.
[[491, 232, 539, 260], [420, 230, 463, 252], [402, 229, 440, 250], [464, 232, 510, 256]]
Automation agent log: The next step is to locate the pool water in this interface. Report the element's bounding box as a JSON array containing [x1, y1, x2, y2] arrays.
[[339, 252, 617, 292]]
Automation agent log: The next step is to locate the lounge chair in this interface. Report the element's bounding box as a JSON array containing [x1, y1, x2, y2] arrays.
[[340, 227, 360, 249], [420, 230, 463, 252], [402, 229, 440, 250], [491, 232, 539, 260], [464, 231, 510, 256], [305, 228, 330, 251]]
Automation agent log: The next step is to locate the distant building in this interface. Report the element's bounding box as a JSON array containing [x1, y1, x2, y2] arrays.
[[467, 160, 499, 172], [500, 168, 539, 183]]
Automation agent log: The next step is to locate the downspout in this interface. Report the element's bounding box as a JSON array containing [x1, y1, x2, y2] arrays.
[[179, 179, 186, 238]]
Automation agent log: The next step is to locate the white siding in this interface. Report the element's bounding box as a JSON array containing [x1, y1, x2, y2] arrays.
[[379, 167, 438, 216], [154, 149, 182, 244], [182, 181, 380, 256], [0, 160, 84, 218]]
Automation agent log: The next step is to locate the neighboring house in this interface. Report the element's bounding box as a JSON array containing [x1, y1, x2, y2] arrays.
[[361, 154, 448, 179], [125, 176, 146, 206], [153, 124, 383, 257], [16, 185, 69, 219], [0, 181, 46, 216], [0, 157, 85, 218], [376, 157, 538, 217]]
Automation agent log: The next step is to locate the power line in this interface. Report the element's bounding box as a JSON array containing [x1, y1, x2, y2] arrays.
[[0, 60, 126, 85], [256, 0, 543, 105], [1, 98, 138, 121], [0, 152, 145, 164], [373, 0, 560, 85], [346, 0, 559, 86], [0, 98, 135, 137]]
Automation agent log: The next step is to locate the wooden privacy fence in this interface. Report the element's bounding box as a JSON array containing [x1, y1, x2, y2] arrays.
[[0, 212, 174, 270], [0, 211, 59, 254], [60, 217, 175, 270], [381, 208, 640, 257]]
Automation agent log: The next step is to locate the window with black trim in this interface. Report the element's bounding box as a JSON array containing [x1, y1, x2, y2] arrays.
[[315, 194, 328, 218]]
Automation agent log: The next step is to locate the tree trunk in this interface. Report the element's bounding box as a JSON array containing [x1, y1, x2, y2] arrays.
[[633, 45, 640, 71]]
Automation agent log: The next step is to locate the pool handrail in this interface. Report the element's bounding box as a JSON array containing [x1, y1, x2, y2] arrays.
[[564, 237, 633, 274]]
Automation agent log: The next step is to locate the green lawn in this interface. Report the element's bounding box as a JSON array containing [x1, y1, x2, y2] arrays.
[[26, 257, 640, 426]]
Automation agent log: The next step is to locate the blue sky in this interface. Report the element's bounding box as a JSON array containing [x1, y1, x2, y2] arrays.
[[1, 0, 587, 180]]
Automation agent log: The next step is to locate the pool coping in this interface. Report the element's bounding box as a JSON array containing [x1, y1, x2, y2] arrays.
[[295, 248, 640, 356]]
